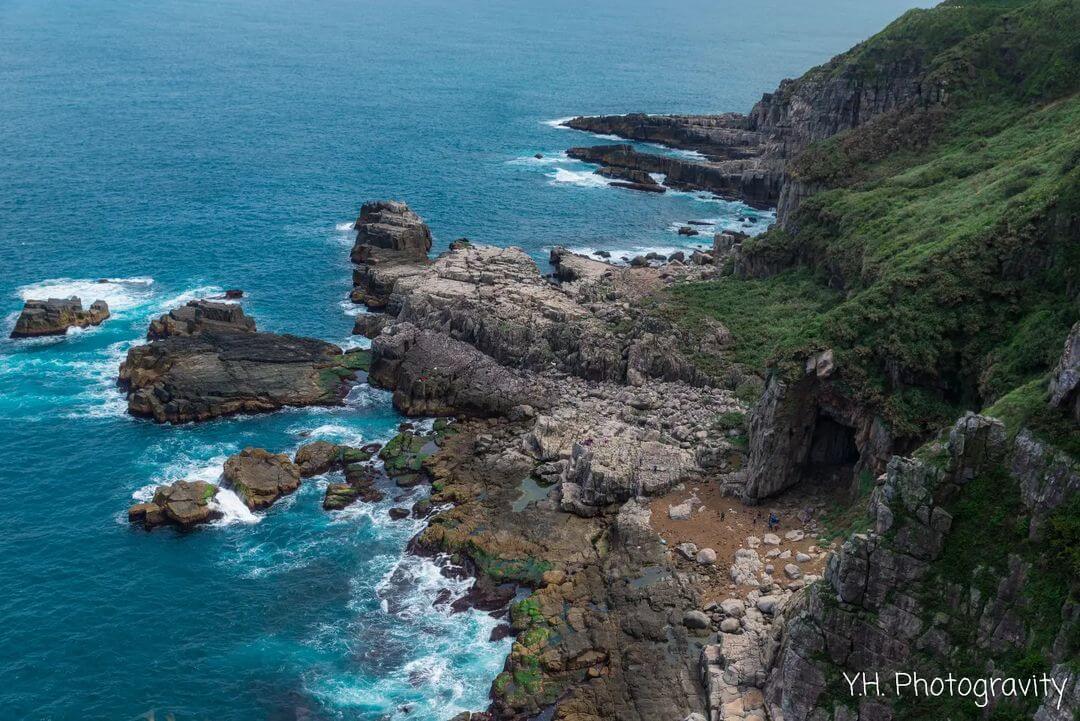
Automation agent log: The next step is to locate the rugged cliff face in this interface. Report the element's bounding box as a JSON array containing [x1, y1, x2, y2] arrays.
[[764, 405, 1078, 720]]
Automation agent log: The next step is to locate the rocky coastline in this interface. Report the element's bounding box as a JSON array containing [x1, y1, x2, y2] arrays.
[[106, 1, 1079, 717], [344, 199, 1078, 720]]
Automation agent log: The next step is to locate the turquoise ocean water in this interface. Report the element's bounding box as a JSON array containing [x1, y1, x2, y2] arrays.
[[0, 1, 931, 719]]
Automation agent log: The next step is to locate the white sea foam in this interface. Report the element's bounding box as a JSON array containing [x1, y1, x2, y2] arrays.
[[541, 116, 577, 129], [335, 221, 355, 232], [210, 488, 261, 525], [338, 298, 366, 317], [547, 168, 611, 188], [506, 151, 567, 166], [62, 338, 137, 419], [15, 277, 155, 314], [288, 422, 370, 448], [153, 285, 228, 312]]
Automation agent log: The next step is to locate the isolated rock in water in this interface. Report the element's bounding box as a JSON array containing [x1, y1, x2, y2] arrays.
[[10, 297, 110, 338], [294, 441, 343, 477], [128, 480, 221, 530], [146, 300, 256, 340], [223, 447, 302, 510], [119, 327, 367, 423], [1049, 321, 1080, 422]]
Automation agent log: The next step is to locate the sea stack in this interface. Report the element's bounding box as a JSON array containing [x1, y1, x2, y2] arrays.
[[10, 297, 110, 338]]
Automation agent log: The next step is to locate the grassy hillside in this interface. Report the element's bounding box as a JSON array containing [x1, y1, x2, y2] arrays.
[[663, 0, 1080, 437]]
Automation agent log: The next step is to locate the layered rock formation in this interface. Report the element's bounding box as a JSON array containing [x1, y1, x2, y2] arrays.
[[350, 200, 433, 308], [10, 297, 110, 338], [146, 299, 255, 339], [563, 9, 954, 226], [761, 410, 1078, 720], [119, 301, 368, 424], [127, 480, 221, 530], [568, 144, 777, 209], [348, 203, 748, 513], [222, 448, 302, 510]]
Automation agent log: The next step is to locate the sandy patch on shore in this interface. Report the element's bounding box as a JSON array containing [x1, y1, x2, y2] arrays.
[[647, 480, 834, 603]]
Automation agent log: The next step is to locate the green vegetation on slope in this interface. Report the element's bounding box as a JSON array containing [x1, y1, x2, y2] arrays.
[[663, 0, 1080, 437]]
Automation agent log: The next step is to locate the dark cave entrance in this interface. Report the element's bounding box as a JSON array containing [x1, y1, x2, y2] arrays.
[[802, 414, 860, 493]]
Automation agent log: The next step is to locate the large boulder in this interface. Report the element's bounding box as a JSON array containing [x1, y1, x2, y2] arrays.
[[128, 480, 221, 530], [222, 448, 301, 510], [146, 300, 256, 340], [10, 297, 109, 338], [119, 328, 368, 424], [369, 323, 548, 417]]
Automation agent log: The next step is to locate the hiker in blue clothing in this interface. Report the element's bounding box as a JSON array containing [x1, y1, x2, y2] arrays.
[[767, 512, 780, 531]]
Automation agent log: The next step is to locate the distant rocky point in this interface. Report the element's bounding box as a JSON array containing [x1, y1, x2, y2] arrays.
[[10, 296, 110, 338]]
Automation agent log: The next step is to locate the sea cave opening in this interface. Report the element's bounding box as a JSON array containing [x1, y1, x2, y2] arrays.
[[802, 413, 860, 495]]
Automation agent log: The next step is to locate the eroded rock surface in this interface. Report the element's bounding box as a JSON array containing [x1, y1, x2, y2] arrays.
[[10, 297, 110, 338], [222, 447, 302, 510], [350, 200, 433, 308], [146, 299, 255, 340], [127, 480, 221, 530], [119, 318, 366, 423]]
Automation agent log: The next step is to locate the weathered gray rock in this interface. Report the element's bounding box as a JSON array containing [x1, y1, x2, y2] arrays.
[[1049, 321, 1080, 423], [128, 480, 220, 530], [10, 297, 109, 338], [223, 447, 301, 510], [146, 300, 255, 340], [350, 200, 433, 308], [119, 329, 365, 423]]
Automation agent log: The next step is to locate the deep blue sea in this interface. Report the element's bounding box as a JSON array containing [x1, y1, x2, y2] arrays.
[[0, 1, 932, 719]]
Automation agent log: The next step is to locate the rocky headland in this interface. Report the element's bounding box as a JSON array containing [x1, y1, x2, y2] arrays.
[[10, 296, 110, 338]]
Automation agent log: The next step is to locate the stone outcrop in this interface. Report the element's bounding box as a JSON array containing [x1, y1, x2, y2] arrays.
[[10, 297, 109, 338], [743, 354, 895, 502], [564, 28, 950, 226], [594, 165, 666, 193], [762, 413, 1078, 720], [119, 320, 367, 423], [1049, 321, 1080, 423], [222, 447, 302, 510], [568, 144, 777, 209], [146, 299, 256, 339], [127, 480, 221, 530], [350, 200, 433, 308]]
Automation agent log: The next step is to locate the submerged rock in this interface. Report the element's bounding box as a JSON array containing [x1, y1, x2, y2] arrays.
[[127, 480, 221, 530], [10, 297, 109, 338], [223, 447, 301, 510]]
